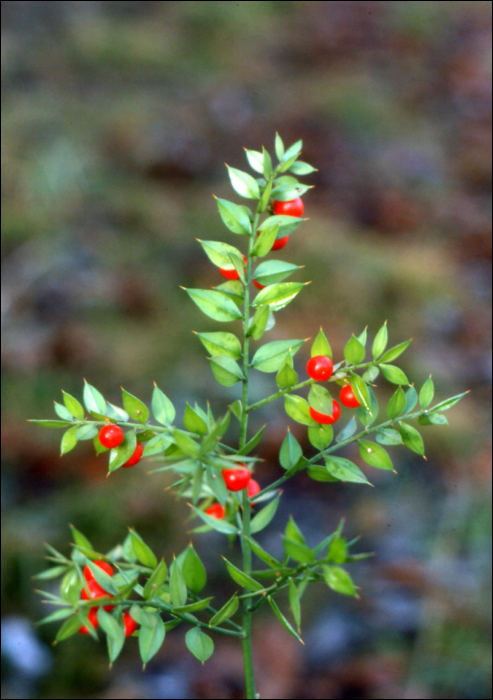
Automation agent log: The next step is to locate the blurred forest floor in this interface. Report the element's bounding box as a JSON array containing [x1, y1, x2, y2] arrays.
[[1, 2, 492, 699]]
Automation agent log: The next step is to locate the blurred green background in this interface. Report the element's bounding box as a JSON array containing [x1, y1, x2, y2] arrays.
[[1, 2, 491, 699]]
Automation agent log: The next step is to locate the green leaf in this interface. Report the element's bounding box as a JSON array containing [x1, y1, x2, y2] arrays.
[[289, 160, 317, 175], [172, 429, 199, 456], [199, 240, 244, 270], [279, 431, 303, 470], [244, 148, 264, 173], [419, 376, 435, 409], [215, 280, 244, 307], [29, 420, 73, 428], [387, 387, 407, 419], [170, 560, 188, 606], [183, 404, 208, 436], [250, 494, 281, 534], [130, 530, 158, 568], [376, 428, 403, 445], [185, 288, 243, 323], [75, 424, 98, 440], [252, 339, 305, 373], [252, 283, 305, 311], [308, 466, 338, 482], [356, 385, 379, 427], [399, 422, 425, 456], [276, 361, 299, 388], [271, 183, 311, 201], [143, 560, 169, 601], [357, 327, 368, 347], [122, 389, 149, 424], [108, 430, 137, 472], [142, 434, 173, 458], [191, 505, 238, 535], [308, 424, 333, 450], [152, 384, 175, 426], [258, 214, 304, 237], [325, 457, 371, 485], [349, 373, 371, 411], [405, 386, 418, 413], [182, 547, 207, 594], [245, 537, 282, 569], [308, 384, 334, 414], [172, 598, 212, 613], [284, 394, 318, 427], [83, 381, 106, 414], [285, 517, 306, 544], [36, 607, 74, 626], [34, 565, 69, 581], [275, 132, 285, 160], [60, 426, 78, 455], [228, 400, 242, 422], [253, 260, 302, 286], [268, 597, 303, 643], [69, 524, 93, 550], [358, 440, 394, 471], [223, 558, 264, 591], [209, 356, 244, 386], [311, 328, 333, 359], [289, 579, 301, 631], [97, 608, 125, 662], [380, 364, 410, 385], [430, 392, 468, 412], [209, 594, 239, 627], [335, 417, 357, 443], [56, 613, 83, 642], [363, 366, 380, 383], [215, 197, 252, 236], [195, 332, 242, 360], [344, 335, 365, 364], [262, 147, 273, 179], [82, 558, 119, 595], [283, 537, 315, 563], [372, 321, 388, 359], [252, 222, 279, 257], [379, 340, 412, 364], [327, 536, 347, 564], [418, 413, 448, 426], [139, 611, 165, 667], [54, 402, 74, 421], [226, 165, 260, 199], [247, 305, 270, 340], [62, 391, 85, 419], [322, 565, 356, 596], [281, 139, 303, 164], [185, 628, 214, 664], [238, 425, 266, 456]]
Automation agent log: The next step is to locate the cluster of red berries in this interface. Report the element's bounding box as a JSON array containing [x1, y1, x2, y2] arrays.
[[306, 355, 361, 424], [78, 561, 137, 636], [218, 197, 305, 288], [204, 465, 261, 520], [98, 425, 144, 467]]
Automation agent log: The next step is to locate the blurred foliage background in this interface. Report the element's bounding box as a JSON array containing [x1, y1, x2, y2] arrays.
[[1, 2, 491, 699]]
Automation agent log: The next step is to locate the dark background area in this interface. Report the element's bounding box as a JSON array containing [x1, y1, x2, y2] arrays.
[[1, 2, 491, 699]]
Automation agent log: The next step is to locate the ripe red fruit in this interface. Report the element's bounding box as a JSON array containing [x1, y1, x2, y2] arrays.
[[247, 479, 261, 498], [123, 612, 138, 637], [272, 197, 304, 218], [253, 279, 266, 290], [98, 424, 124, 449], [306, 355, 334, 381], [122, 441, 144, 468], [205, 503, 226, 519], [83, 561, 114, 583], [219, 254, 247, 280], [339, 385, 361, 408], [78, 607, 99, 635], [309, 400, 341, 425], [271, 235, 289, 251], [222, 465, 251, 491], [81, 579, 115, 611]]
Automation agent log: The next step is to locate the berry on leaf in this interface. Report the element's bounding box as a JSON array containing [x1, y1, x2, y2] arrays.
[[253, 279, 266, 290], [222, 466, 251, 491], [98, 424, 124, 449], [219, 254, 247, 280], [122, 441, 144, 468], [123, 612, 138, 637], [339, 385, 361, 408], [309, 400, 341, 425], [81, 579, 115, 611], [83, 561, 114, 583], [272, 197, 304, 218], [78, 607, 99, 635], [306, 355, 334, 381], [247, 479, 261, 499], [205, 503, 226, 519], [271, 235, 289, 251]]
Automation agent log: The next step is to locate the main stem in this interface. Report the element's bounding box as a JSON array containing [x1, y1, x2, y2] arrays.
[[239, 213, 260, 700]]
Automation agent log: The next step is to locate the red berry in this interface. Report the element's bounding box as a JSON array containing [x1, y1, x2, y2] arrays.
[[98, 424, 124, 449], [83, 561, 114, 583], [122, 441, 144, 468], [309, 400, 341, 425], [79, 607, 99, 635], [339, 385, 361, 408], [306, 355, 334, 381], [123, 611, 138, 637], [222, 465, 251, 491], [81, 579, 115, 611], [271, 235, 289, 251], [247, 479, 261, 498], [219, 254, 247, 280], [253, 279, 266, 290], [272, 197, 304, 218], [205, 503, 226, 519]]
